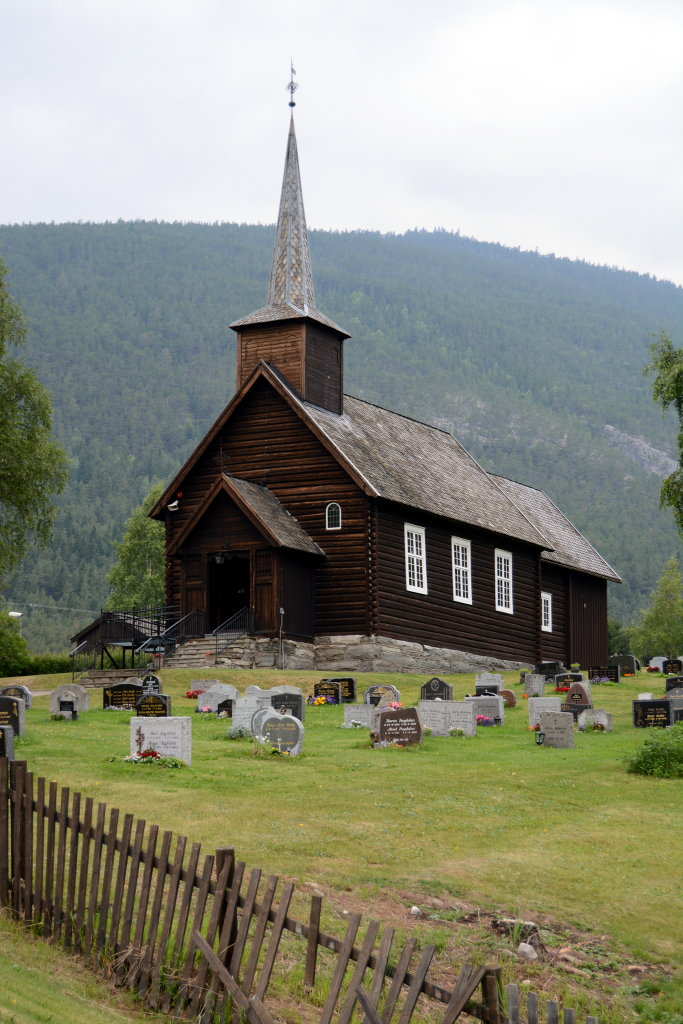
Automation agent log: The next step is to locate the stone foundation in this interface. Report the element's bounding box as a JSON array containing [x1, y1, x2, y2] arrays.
[[218, 634, 530, 674]]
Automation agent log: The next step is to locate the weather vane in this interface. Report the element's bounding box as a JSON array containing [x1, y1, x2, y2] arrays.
[[287, 62, 298, 108]]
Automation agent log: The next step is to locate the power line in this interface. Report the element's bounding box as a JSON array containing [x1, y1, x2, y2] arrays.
[[4, 600, 98, 614]]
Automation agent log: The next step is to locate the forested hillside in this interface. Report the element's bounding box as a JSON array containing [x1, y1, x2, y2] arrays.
[[1, 221, 682, 651]]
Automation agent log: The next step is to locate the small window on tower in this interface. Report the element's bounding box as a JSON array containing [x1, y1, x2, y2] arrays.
[[326, 502, 342, 530]]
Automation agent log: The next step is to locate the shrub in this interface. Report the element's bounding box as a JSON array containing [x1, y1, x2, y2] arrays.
[[25, 652, 72, 675], [623, 722, 683, 778]]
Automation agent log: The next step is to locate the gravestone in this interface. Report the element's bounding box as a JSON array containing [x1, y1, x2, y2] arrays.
[[123, 676, 144, 686], [141, 673, 162, 695], [0, 725, 15, 760], [610, 654, 639, 675], [577, 709, 613, 732], [136, 693, 171, 717], [464, 694, 504, 725], [259, 713, 304, 755], [648, 656, 666, 672], [216, 698, 233, 716], [269, 685, 305, 721], [0, 684, 32, 709], [130, 716, 192, 764], [499, 689, 516, 708], [665, 676, 683, 693], [553, 672, 575, 685], [420, 677, 453, 701], [524, 674, 546, 697], [50, 684, 90, 716], [232, 691, 272, 733], [313, 679, 342, 703], [363, 683, 401, 707], [372, 706, 423, 747], [198, 683, 239, 713], [589, 665, 620, 682], [538, 711, 574, 748], [475, 672, 503, 694], [535, 661, 564, 679], [342, 704, 374, 729], [666, 696, 683, 719], [0, 696, 25, 736], [528, 696, 562, 728], [251, 706, 275, 738], [663, 659, 683, 675], [417, 700, 476, 737], [665, 686, 683, 699], [632, 699, 671, 728], [103, 681, 143, 709], [561, 682, 593, 720], [320, 677, 356, 702]]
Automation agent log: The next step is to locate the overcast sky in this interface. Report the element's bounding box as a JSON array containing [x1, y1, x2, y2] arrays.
[[1, 0, 682, 286]]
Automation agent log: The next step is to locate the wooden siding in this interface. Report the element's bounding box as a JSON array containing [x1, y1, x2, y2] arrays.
[[304, 325, 343, 414], [372, 501, 539, 662], [165, 377, 371, 637], [539, 564, 568, 663], [279, 553, 316, 640], [236, 324, 305, 394], [567, 574, 608, 667]]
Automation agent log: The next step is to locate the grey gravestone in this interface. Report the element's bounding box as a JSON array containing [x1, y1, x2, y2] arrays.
[[136, 693, 171, 717], [123, 676, 144, 686], [320, 677, 356, 702], [524, 674, 546, 697], [372, 706, 423, 747], [199, 684, 239, 713], [648, 657, 666, 672], [342, 705, 374, 729], [0, 725, 15, 760], [420, 677, 453, 701], [528, 696, 562, 728], [538, 711, 574, 748], [363, 684, 400, 707], [191, 678, 221, 692], [475, 672, 503, 693], [0, 684, 32, 709], [251, 706, 274, 738], [232, 692, 272, 733], [50, 684, 89, 715], [417, 700, 476, 737], [464, 694, 504, 725], [313, 680, 342, 702], [0, 696, 25, 736], [103, 681, 143, 709], [130, 716, 192, 764], [269, 686, 305, 721], [666, 696, 683, 719], [561, 681, 593, 719], [665, 687, 683, 699], [499, 688, 516, 708], [632, 699, 671, 728], [577, 709, 613, 732], [141, 673, 162, 695], [260, 713, 304, 755]]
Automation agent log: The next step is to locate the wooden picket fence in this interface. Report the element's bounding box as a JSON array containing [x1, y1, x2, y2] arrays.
[[0, 759, 601, 1024]]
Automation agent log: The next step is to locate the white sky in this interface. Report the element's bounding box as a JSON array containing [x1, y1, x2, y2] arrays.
[[1, 0, 682, 285]]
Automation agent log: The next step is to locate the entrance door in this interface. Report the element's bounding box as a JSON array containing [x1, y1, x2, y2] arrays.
[[207, 554, 250, 630]]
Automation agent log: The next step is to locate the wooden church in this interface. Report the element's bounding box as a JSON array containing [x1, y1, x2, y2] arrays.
[[149, 114, 620, 669]]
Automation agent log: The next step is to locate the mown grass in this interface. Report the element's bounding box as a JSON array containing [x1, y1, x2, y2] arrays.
[[7, 666, 683, 1022]]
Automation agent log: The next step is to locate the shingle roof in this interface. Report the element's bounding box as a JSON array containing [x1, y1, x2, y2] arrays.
[[298, 391, 551, 549], [491, 474, 621, 581], [226, 475, 324, 556]]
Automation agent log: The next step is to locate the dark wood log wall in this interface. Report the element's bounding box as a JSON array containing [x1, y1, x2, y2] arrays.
[[166, 378, 371, 637], [372, 502, 540, 663], [304, 327, 343, 414], [539, 564, 568, 664], [236, 324, 305, 394]]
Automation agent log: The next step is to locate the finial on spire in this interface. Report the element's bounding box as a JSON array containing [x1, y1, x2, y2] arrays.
[[287, 62, 298, 108]]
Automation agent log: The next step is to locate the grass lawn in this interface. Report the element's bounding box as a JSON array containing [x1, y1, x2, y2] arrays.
[[4, 667, 682, 1023]]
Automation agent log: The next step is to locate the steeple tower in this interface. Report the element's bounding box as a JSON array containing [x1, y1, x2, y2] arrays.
[[231, 87, 349, 414]]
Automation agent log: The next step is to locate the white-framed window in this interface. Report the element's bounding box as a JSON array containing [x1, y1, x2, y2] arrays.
[[404, 524, 427, 593], [541, 591, 553, 632], [325, 502, 342, 530], [495, 549, 513, 613], [451, 537, 472, 604]]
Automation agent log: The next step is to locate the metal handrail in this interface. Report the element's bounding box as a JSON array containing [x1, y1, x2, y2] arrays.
[[136, 607, 206, 656], [213, 607, 255, 659]]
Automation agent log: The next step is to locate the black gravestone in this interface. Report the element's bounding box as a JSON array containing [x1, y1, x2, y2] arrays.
[[0, 725, 15, 760], [665, 676, 683, 692], [663, 659, 683, 675], [633, 699, 671, 728], [270, 693, 304, 721], [0, 684, 32, 709], [0, 696, 22, 735], [216, 698, 233, 716], [320, 677, 356, 702], [420, 677, 453, 701], [103, 682, 144, 709], [314, 680, 341, 702], [374, 706, 423, 747], [261, 714, 304, 754], [535, 661, 564, 679], [363, 684, 400, 707], [136, 693, 170, 717], [58, 699, 77, 720], [141, 673, 162, 695]]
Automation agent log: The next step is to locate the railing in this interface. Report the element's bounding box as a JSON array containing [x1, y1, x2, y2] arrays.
[[100, 604, 181, 648], [136, 608, 206, 658], [69, 641, 99, 684], [213, 606, 255, 660]]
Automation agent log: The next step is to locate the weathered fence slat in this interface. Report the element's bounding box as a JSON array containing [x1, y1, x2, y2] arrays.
[[398, 944, 436, 1024], [124, 821, 158, 985], [507, 982, 520, 1024], [33, 774, 46, 924], [337, 918, 381, 1024], [137, 828, 173, 997], [305, 890, 323, 989], [159, 840, 202, 1013], [42, 780, 58, 936], [173, 851, 215, 1011], [106, 811, 134, 959], [230, 866, 261, 980], [369, 927, 394, 1011], [63, 789, 81, 946], [381, 936, 417, 1024], [11, 762, 25, 917], [356, 984, 385, 1024], [527, 989, 539, 1024], [441, 965, 488, 1024], [114, 816, 145, 974], [240, 873, 278, 996], [94, 806, 119, 954], [193, 931, 277, 1024], [0, 758, 9, 907], [185, 854, 232, 1016], [547, 1000, 560, 1024], [51, 785, 70, 942], [254, 880, 295, 1003], [73, 796, 94, 954], [22, 770, 34, 924], [146, 833, 187, 1007], [319, 911, 362, 1024], [483, 967, 502, 1024], [201, 860, 246, 1020], [83, 801, 106, 953], [564, 1010, 576, 1024]]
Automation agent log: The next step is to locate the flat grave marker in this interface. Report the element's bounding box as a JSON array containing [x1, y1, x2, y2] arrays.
[[0, 695, 25, 737], [130, 716, 192, 764], [372, 706, 423, 747], [136, 693, 171, 717], [419, 677, 453, 701], [0, 684, 32, 709], [259, 713, 304, 755], [538, 711, 574, 748]]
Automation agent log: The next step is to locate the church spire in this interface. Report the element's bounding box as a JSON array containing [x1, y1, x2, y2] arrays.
[[266, 115, 316, 314]]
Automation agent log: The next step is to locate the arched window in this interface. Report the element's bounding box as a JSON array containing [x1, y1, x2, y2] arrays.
[[325, 502, 342, 530]]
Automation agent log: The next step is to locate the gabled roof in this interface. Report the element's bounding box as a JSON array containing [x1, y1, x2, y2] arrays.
[[491, 474, 621, 582], [230, 116, 348, 338], [167, 472, 323, 557]]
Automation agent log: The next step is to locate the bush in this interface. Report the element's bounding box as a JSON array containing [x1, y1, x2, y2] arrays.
[[624, 722, 683, 778], [25, 652, 72, 675]]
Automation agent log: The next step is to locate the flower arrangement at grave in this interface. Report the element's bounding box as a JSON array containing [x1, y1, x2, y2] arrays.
[[307, 694, 337, 705], [198, 705, 213, 713], [590, 676, 610, 685], [646, 665, 660, 673], [476, 714, 494, 727], [528, 723, 541, 731], [185, 689, 205, 699], [387, 701, 404, 709], [117, 748, 186, 768], [521, 693, 529, 699], [588, 722, 606, 731], [554, 685, 570, 693]]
